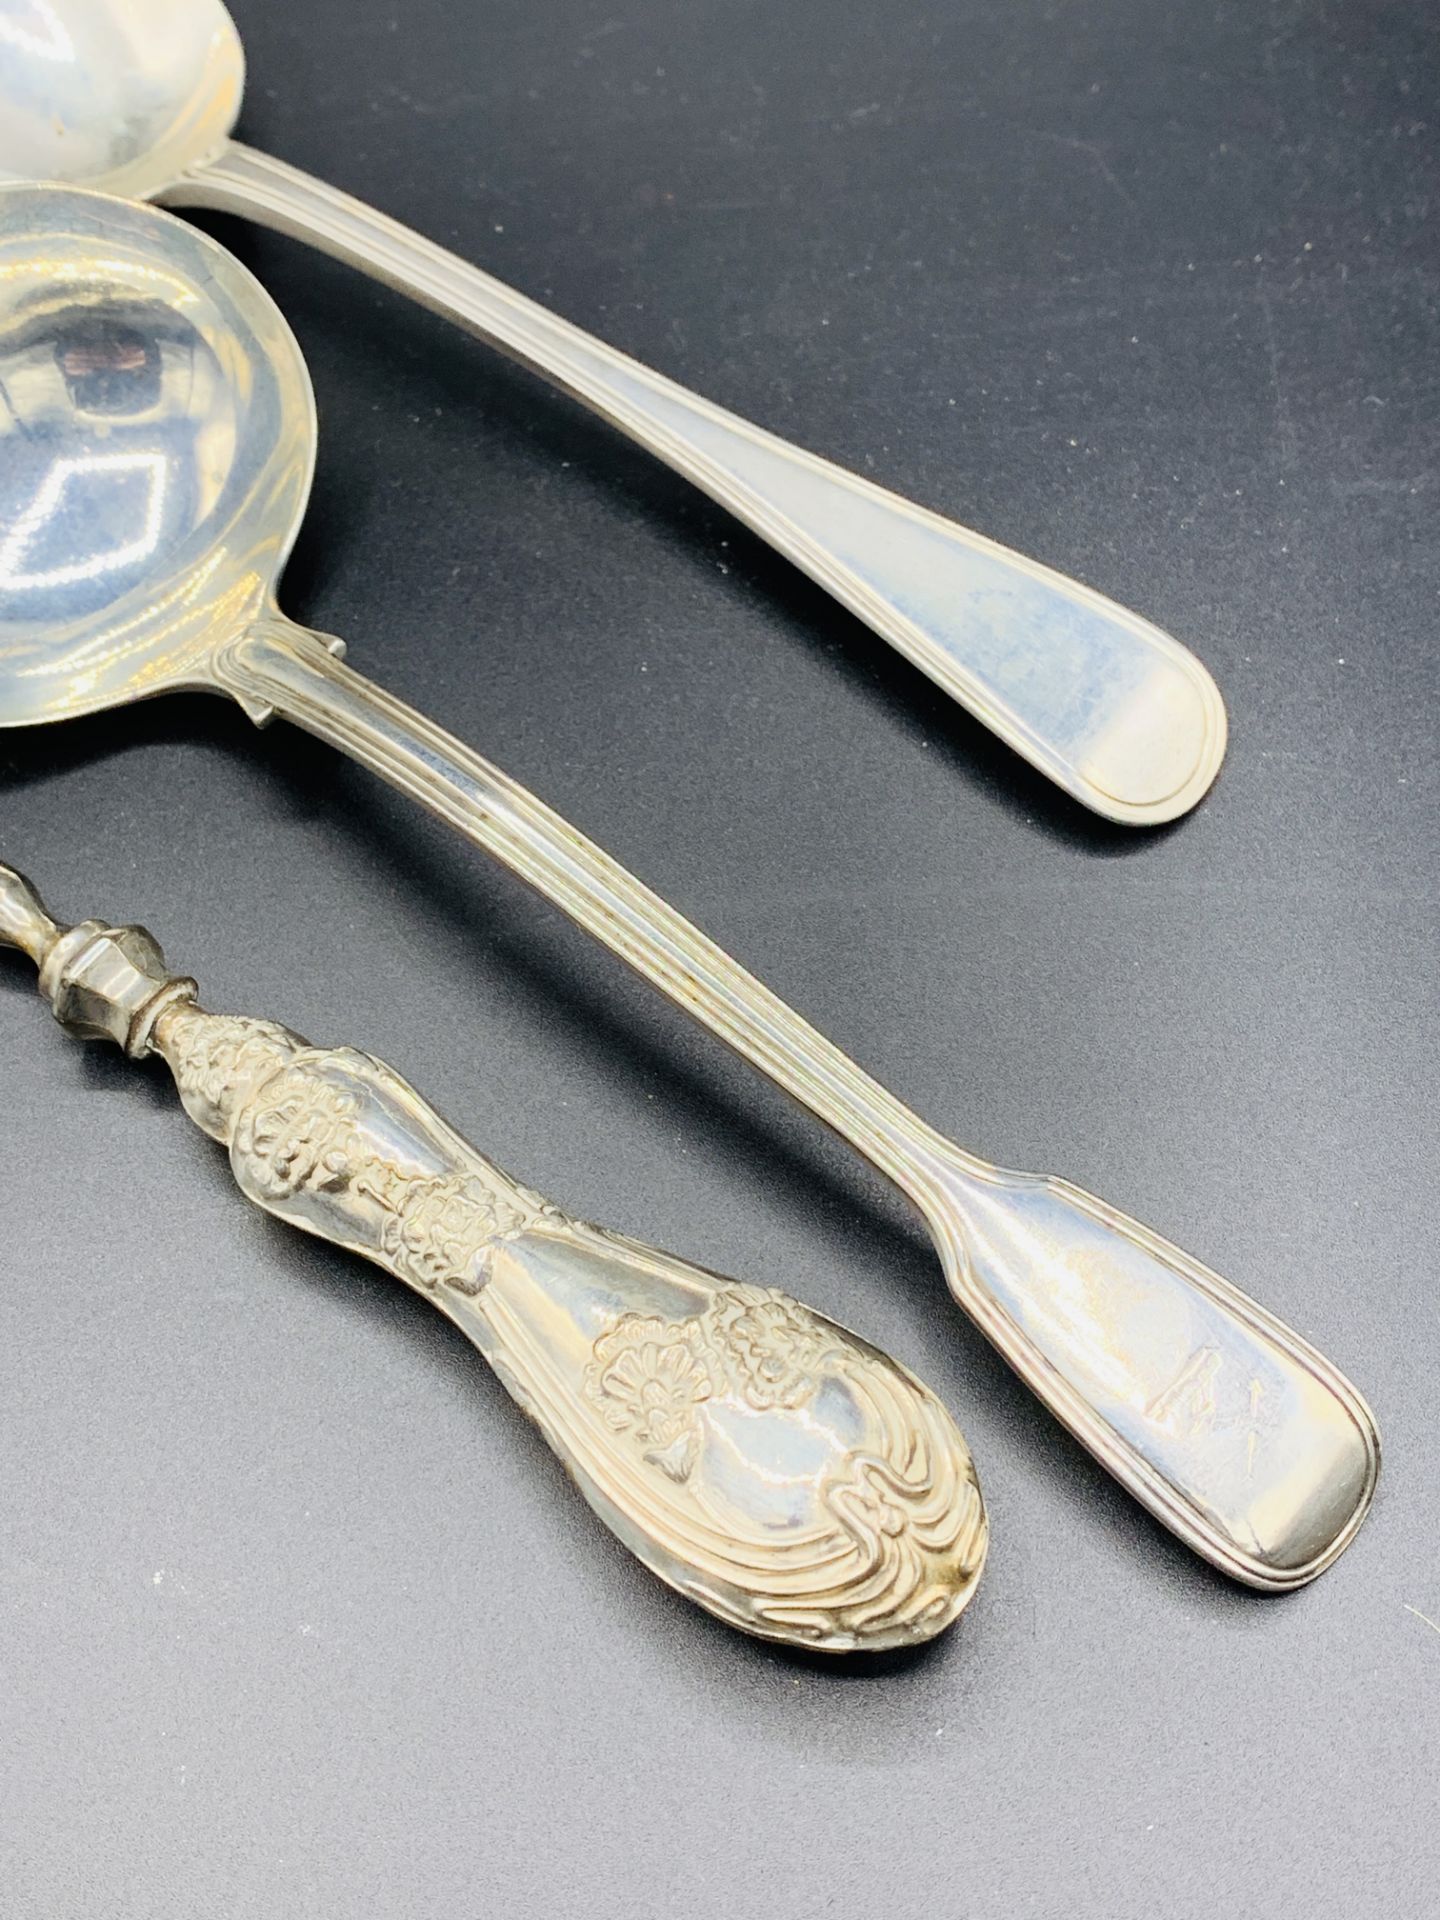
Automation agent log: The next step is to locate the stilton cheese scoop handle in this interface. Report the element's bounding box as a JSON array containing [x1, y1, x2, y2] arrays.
[[0, 863, 986, 1652]]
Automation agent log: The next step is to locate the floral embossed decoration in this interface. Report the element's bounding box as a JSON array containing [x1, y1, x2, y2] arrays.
[[708, 1285, 833, 1411], [584, 1316, 723, 1484], [585, 1286, 841, 1487], [232, 1069, 362, 1203], [167, 1015, 299, 1138], [378, 1173, 531, 1296]]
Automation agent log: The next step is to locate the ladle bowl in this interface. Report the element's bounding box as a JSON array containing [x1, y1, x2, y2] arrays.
[[0, 182, 308, 722]]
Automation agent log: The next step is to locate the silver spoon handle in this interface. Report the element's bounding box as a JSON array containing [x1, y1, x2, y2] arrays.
[[216, 616, 1378, 1588], [167, 140, 1226, 827]]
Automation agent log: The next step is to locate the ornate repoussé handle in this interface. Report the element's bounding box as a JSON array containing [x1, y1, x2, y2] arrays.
[[0, 864, 986, 1653]]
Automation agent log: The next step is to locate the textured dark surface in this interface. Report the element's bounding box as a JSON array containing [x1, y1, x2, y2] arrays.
[[3, 1, 1438, 1913]]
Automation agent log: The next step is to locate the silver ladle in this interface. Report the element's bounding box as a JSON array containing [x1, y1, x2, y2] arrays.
[[0, 0, 1227, 825], [0, 185, 1378, 1588]]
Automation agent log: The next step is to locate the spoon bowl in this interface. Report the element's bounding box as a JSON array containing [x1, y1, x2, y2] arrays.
[[0, 0, 241, 200]]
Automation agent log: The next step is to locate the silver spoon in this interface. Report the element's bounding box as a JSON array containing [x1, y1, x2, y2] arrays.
[[0, 0, 1227, 826], [0, 185, 1377, 1588]]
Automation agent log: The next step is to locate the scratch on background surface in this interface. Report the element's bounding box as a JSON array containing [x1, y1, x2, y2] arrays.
[[1257, 275, 1299, 467], [1404, 1603, 1440, 1638], [1034, 131, 1137, 212]]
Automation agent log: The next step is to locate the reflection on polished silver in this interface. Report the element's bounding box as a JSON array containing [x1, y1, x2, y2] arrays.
[[0, 0, 1227, 824], [0, 861, 987, 1651], [0, 187, 1378, 1587]]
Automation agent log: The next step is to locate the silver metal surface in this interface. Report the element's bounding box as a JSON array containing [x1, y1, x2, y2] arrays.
[[0, 862, 987, 1650], [0, 185, 1378, 1586], [0, 0, 1227, 823]]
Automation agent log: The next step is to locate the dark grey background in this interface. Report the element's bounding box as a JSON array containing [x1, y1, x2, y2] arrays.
[[3, 0, 1437, 1912]]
